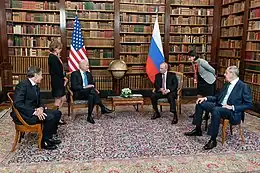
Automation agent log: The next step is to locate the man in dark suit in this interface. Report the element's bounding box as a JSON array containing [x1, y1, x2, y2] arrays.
[[151, 62, 178, 124], [11, 66, 62, 150], [184, 66, 252, 150], [71, 60, 113, 124]]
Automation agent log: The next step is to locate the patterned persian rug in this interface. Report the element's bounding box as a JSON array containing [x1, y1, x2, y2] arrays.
[[0, 104, 259, 172]]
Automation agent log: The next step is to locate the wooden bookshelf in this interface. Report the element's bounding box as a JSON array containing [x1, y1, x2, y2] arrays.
[[244, 0, 260, 104], [169, 0, 214, 89], [217, 0, 246, 78], [65, 0, 115, 91], [119, 0, 166, 90], [5, 0, 61, 90]]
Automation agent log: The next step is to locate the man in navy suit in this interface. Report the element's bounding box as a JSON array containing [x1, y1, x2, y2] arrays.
[[184, 66, 252, 150], [71, 60, 113, 124]]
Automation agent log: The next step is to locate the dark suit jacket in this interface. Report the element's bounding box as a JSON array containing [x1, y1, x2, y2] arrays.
[[10, 79, 44, 124], [206, 80, 252, 124], [154, 72, 178, 97], [71, 70, 95, 92]]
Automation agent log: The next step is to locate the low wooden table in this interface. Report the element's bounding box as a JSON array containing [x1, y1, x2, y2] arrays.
[[108, 95, 144, 111]]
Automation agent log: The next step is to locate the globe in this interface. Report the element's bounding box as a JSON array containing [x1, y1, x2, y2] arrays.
[[108, 60, 128, 79]]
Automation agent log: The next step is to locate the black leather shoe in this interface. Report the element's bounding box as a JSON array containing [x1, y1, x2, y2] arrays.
[[87, 116, 95, 124], [41, 140, 57, 150], [172, 114, 178, 124], [151, 113, 161, 120], [101, 108, 113, 114], [48, 138, 61, 145], [58, 119, 67, 125], [203, 139, 217, 150], [184, 129, 202, 136]]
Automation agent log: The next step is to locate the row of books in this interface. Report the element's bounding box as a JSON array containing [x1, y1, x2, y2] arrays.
[[120, 4, 165, 13], [86, 49, 113, 59], [220, 26, 243, 37], [66, 11, 114, 20], [120, 25, 159, 33], [170, 35, 210, 43], [249, 84, 260, 102], [222, 2, 245, 16], [170, 45, 208, 53], [67, 30, 113, 38], [89, 59, 112, 66], [8, 1, 58, 10], [170, 26, 213, 33], [67, 39, 114, 46], [120, 45, 149, 52], [218, 49, 241, 57], [250, 0, 260, 8], [9, 48, 49, 57], [183, 76, 197, 88], [169, 55, 192, 62], [8, 36, 54, 47], [245, 63, 260, 71], [246, 42, 260, 51], [248, 21, 260, 30], [171, 0, 214, 5], [221, 15, 243, 26], [219, 40, 241, 48], [120, 35, 151, 42], [222, 0, 241, 5], [244, 71, 260, 85], [219, 58, 240, 67], [128, 66, 145, 73], [65, 1, 113, 11], [120, 55, 147, 64], [245, 52, 260, 61], [170, 64, 193, 73], [92, 75, 113, 90], [247, 31, 260, 40], [120, 13, 164, 23], [8, 24, 60, 35], [171, 8, 213, 16], [250, 9, 260, 18], [121, 0, 165, 3], [67, 21, 113, 29], [11, 12, 59, 23], [170, 16, 212, 25], [9, 56, 49, 74], [120, 75, 153, 90]]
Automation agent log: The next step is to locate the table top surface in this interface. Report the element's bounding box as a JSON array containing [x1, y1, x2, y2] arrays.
[[108, 94, 143, 100]]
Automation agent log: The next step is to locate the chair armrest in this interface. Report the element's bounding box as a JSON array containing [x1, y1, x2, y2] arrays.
[[66, 85, 74, 103], [152, 88, 155, 93], [177, 88, 182, 100]]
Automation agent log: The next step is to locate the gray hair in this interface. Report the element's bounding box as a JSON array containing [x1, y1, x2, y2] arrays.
[[27, 66, 41, 78], [227, 66, 239, 77]]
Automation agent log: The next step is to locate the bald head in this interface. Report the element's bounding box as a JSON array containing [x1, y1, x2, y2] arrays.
[[79, 60, 89, 72], [160, 62, 168, 74]]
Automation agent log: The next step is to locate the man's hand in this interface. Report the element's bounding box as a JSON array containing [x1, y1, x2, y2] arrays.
[[33, 107, 46, 120], [196, 97, 207, 104], [222, 105, 233, 110], [84, 84, 95, 89]]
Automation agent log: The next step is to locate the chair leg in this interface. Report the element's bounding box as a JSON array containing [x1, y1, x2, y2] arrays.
[[11, 130, 20, 152], [230, 125, 233, 135], [239, 124, 245, 144], [68, 103, 71, 117], [96, 106, 100, 119], [160, 105, 162, 112], [38, 128, 43, 150], [222, 120, 229, 145], [19, 132, 25, 143]]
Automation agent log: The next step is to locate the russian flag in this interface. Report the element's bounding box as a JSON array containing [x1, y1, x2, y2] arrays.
[[146, 15, 165, 83]]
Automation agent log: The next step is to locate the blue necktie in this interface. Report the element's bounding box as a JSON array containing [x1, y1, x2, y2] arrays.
[[84, 72, 88, 86]]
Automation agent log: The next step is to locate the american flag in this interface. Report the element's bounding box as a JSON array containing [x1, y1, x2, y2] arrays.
[[68, 16, 88, 72]]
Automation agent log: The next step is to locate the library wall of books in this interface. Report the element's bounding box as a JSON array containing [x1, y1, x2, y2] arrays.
[[0, 0, 259, 110]]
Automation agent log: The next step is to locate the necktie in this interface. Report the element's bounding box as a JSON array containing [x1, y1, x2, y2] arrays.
[[83, 72, 88, 86], [162, 74, 166, 90], [33, 85, 39, 105], [220, 82, 231, 104]]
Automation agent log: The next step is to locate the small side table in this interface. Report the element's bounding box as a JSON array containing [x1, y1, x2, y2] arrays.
[[108, 94, 144, 112]]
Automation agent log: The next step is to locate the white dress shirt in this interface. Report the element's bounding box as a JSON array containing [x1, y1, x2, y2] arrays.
[[221, 77, 239, 106], [28, 78, 36, 86], [162, 72, 170, 92]]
